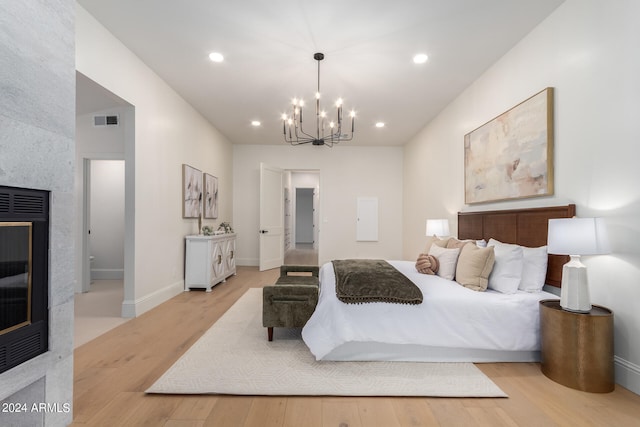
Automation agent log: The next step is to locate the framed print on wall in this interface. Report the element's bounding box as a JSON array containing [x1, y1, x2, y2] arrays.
[[464, 87, 554, 204], [182, 164, 202, 218], [204, 173, 219, 219]]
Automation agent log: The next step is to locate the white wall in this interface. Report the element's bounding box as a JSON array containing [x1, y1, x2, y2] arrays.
[[90, 159, 125, 279], [403, 0, 640, 394], [234, 145, 403, 266], [76, 5, 234, 315]]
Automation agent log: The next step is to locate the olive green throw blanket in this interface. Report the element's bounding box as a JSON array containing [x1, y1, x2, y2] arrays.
[[333, 259, 423, 304]]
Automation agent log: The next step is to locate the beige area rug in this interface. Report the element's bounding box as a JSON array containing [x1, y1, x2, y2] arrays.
[[146, 288, 507, 397]]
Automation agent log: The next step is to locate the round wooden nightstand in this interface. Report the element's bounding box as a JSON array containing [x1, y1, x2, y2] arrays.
[[539, 299, 614, 393]]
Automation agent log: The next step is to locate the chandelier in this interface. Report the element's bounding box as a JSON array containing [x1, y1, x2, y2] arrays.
[[282, 53, 355, 147]]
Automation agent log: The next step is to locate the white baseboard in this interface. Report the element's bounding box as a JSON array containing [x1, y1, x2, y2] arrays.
[[91, 268, 124, 280], [615, 356, 640, 395], [121, 280, 183, 318]]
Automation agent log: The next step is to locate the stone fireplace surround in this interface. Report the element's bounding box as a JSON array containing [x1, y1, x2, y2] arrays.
[[0, 1, 75, 426]]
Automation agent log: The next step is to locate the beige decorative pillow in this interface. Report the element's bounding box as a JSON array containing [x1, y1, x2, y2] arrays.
[[424, 236, 450, 253], [455, 244, 496, 291], [415, 253, 439, 275], [446, 238, 473, 250]]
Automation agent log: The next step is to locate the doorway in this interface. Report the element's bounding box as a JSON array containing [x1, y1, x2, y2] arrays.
[[295, 188, 314, 244], [260, 168, 320, 268], [86, 159, 125, 284], [284, 171, 319, 266], [76, 72, 135, 334]]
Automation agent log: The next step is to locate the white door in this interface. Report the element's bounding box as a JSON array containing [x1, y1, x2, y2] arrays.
[[211, 240, 224, 281], [81, 159, 92, 292], [259, 163, 284, 271]]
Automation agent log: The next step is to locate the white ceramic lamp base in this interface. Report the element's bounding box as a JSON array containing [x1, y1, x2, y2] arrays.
[[559, 255, 592, 313]]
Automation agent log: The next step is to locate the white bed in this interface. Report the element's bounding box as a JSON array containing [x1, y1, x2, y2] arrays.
[[302, 205, 575, 362], [302, 260, 558, 362]]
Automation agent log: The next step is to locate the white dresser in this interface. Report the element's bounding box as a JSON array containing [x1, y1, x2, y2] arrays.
[[184, 233, 236, 292]]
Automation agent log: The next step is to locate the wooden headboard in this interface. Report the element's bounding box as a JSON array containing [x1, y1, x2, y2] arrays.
[[458, 204, 576, 287]]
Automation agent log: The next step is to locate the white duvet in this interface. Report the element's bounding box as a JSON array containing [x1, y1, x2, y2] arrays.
[[302, 260, 557, 361]]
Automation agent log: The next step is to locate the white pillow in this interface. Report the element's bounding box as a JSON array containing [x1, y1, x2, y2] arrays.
[[428, 244, 461, 281], [520, 245, 548, 292], [487, 238, 523, 294], [476, 239, 487, 248]]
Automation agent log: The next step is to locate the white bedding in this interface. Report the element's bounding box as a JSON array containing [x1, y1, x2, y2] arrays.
[[301, 260, 557, 362]]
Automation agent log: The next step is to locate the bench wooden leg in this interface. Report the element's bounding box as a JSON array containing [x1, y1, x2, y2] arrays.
[[267, 327, 273, 341]]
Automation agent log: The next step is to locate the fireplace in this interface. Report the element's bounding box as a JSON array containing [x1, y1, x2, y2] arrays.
[[0, 186, 49, 374]]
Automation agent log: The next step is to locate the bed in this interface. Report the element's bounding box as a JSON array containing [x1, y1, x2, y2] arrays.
[[301, 204, 576, 362]]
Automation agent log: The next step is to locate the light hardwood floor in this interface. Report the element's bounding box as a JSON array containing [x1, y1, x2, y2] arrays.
[[71, 266, 640, 426]]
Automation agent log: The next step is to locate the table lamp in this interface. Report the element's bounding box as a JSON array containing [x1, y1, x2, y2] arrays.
[[426, 219, 450, 237], [547, 217, 610, 313]]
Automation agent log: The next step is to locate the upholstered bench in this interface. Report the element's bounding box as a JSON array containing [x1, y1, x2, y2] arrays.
[[262, 265, 320, 341]]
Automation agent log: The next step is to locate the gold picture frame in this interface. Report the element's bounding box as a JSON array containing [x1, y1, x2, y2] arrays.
[[464, 87, 554, 204]]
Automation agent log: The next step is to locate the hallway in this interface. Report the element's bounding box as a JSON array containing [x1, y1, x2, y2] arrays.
[[284, 243, 318, 266]]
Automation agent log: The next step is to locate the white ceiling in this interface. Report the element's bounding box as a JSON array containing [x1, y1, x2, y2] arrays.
[[77, 0, 564, 146]]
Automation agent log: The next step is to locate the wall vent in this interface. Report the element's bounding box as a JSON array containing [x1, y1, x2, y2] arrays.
[[93, 114, 119, 127]]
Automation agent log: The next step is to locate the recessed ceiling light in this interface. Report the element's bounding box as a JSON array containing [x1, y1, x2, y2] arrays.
[[208, 52, 224, 63], [375, 122, 385, 128], [413, 53, 428, 64], [251, 120, 261, 127]]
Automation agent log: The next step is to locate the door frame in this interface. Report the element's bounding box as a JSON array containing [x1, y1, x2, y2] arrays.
[[81, 156, 126, 292]]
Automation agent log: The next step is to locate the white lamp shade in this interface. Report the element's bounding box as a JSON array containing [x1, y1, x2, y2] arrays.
[[548, 217, 610, 313], [426, 219, 450, 237], [547, 217, 610, 256]]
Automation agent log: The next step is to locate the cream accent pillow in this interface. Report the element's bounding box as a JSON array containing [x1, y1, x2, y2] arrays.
[[519, 245, 548, 292], [428, 244, 461, 281], [424, 236, 451, 253], [455, 244, 495, 291], [487, 238, 524, 294]]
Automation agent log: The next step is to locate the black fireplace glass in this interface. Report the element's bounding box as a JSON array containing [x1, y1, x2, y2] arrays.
[[0, 222, 32, 334]]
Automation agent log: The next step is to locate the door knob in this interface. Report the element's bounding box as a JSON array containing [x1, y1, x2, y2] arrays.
[[259, 230, 269, 234]]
